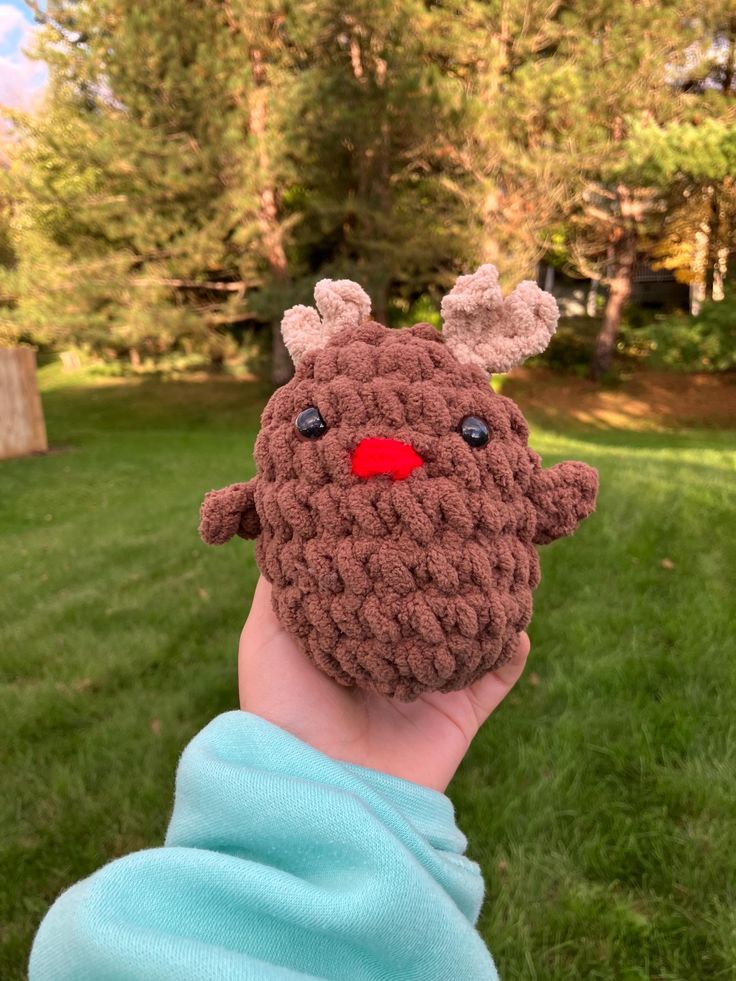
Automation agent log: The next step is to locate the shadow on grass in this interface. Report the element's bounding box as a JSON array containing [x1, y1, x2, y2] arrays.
[[504, 366, 736, 439]]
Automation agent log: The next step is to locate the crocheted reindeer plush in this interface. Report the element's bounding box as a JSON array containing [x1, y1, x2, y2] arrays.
[[200, 265, 598, 701]]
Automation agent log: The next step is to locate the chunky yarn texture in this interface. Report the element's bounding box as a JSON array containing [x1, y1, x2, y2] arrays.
[[200, 319, 598, 701]]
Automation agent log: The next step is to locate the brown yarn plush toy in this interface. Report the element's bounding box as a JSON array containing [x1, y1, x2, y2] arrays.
[[199, 265, 598, 701]]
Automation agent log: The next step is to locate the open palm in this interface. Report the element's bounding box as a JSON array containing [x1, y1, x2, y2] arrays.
[[240, 576, 530, 792]]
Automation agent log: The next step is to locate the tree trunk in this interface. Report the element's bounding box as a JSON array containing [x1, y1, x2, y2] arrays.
[[371, 118, 392, 328], [705, 187, 720, 303], [724, 15, 736, 94], [373, 295, 388, 327], [590, 235, 636, 380], [0, 348, 48, 460], [586, 278, 599, 317], [222, 8, 293, 387], [249, 46, 293, 386], [270, 273, 293, 385]]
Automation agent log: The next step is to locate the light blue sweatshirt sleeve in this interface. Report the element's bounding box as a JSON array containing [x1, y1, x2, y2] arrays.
[[29, 710, 499, 980]]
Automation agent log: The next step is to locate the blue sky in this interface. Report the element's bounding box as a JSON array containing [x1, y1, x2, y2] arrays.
[[0, 1, 47, 108], [0, 0, 31, 55]]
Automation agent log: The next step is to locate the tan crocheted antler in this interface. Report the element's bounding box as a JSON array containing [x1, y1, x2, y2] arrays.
[[281, 279, 372, 366], [440, 264, 559, 375]]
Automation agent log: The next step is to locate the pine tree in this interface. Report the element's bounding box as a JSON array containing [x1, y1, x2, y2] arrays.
[[451, 0, 576, 283], [624, 117, 736, 309], [480, 1, 699, 377], [564, 3, 697, 377], [213, 0, 297, 383], [7, 0, 482, 376], [7, 0, 719, 384], [7, 1, 275, 368], [280, 0, 477, 323], [638, 4, 736, 308]]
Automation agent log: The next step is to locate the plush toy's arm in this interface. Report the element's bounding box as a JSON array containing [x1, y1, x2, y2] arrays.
[[199, 479, 261, 545], [528, 460, 598, 546]]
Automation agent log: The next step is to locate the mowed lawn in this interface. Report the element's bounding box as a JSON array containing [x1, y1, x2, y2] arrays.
[[1, 366, 734, 980]]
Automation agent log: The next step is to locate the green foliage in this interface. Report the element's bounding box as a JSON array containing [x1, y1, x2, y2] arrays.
[[282, 0, 477, 313], [0, 202, 19, 346], [4, 2, 736, 375], [3, 0, 273, 359], [621, 117, 736, 185], [389, 292, 441, 329], [628, 296, 736, 372], [613, 10, 736, 297], [534, 312, 648, 374], [537, 299, 725, 374], [512, 3, 736, 375], [1, 374, 734, 979], [533, 316, 601, 373], [3, 0, 483, 360]]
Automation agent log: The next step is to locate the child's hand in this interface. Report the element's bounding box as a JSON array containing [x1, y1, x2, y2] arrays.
[[239, 576, 530, 793]]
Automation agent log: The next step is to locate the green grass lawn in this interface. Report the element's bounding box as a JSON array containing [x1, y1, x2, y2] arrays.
[[2, 366, 734, 980]]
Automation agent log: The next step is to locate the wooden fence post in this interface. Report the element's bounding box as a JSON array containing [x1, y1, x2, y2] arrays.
[[0, 347, 48, 460]]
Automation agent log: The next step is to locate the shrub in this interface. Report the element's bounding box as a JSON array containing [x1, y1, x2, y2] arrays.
[[533, 316, 601, 372], [627, 297, 736, 372]]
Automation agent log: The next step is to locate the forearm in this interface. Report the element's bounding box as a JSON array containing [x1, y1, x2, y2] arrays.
[[30, 711, 498, 980]]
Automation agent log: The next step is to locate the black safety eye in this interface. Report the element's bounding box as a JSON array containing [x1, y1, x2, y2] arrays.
[[295, 406, 327, 439], [459, 415, 489, 448]]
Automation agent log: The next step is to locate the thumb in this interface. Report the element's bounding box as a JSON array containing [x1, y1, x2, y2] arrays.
[[464, 632, 531, 726]]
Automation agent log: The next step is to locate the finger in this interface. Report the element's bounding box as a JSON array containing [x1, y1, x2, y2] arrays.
[[464, 631, 531, 724], [492, 631, 531, 687]]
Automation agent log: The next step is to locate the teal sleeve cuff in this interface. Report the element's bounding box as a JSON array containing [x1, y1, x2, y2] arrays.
[[30, 710, 498, 981]]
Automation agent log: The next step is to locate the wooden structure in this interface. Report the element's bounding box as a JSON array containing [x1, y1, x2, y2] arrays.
[[0, 347, 48, 460]]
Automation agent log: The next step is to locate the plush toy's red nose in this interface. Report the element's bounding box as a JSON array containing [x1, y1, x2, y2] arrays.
[[351, 438, 424, 481]]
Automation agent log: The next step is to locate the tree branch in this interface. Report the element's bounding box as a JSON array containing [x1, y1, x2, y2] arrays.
[[132, 278, 246, 291]]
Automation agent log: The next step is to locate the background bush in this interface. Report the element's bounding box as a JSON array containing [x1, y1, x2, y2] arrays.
[[624, 295, 736, 372]]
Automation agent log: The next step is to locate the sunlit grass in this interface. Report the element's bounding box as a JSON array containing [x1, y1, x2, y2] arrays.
[[1, 367, 734, 979]]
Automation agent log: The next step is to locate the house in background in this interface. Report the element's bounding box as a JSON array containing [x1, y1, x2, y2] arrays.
[[536, 259, 691, 317]]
